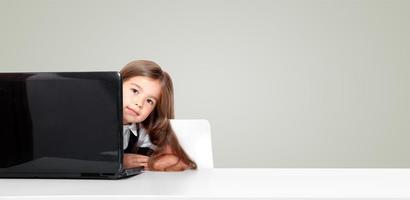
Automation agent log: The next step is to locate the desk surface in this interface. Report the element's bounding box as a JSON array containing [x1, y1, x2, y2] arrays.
[[1, 168, 410, 199]]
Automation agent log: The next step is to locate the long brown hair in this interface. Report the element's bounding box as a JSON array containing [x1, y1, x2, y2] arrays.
[[120, 60, 197, 169]]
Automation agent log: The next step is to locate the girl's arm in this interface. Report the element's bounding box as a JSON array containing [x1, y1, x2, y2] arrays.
[[149, 145, 191, 171]]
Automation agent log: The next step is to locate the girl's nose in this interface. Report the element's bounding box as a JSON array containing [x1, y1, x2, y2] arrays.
[[134, 98, 143, 108], [135, 102, 142, 108]]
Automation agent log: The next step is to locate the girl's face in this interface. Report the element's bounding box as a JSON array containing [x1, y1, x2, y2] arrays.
[[122, 76, 162, 125]]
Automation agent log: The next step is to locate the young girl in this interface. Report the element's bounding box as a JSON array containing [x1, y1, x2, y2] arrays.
[[121, 60, 196, 171]]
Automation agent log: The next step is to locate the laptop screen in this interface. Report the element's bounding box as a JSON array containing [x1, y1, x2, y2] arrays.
[[0, 72, 123, 175]]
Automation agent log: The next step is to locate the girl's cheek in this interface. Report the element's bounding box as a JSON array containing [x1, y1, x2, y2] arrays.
[[123, 93, 131, 105], [147, 107, 155, 115]]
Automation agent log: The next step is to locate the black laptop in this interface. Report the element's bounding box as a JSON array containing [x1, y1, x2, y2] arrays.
[[0, 72, 142, 179]]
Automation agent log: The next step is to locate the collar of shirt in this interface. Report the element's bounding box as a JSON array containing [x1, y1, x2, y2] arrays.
[[123, 123, 138, 137]]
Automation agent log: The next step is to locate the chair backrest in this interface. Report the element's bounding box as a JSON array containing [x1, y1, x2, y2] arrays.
[[170, 119, 214, 169]]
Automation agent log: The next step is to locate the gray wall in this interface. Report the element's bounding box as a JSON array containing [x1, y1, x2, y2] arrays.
[[1, 0, 410, 167]]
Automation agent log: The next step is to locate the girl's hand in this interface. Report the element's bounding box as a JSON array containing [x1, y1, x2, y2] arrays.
[[123, 153, 149, 169], [150, 154, 191, 171]]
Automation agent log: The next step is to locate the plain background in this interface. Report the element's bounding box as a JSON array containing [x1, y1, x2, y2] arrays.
[[1, 0, 409, 168]]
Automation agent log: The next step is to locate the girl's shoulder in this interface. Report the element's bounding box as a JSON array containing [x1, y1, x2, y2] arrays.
[[137, 125, 157, 149]]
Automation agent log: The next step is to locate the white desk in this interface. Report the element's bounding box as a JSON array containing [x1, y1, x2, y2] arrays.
[[1, 168, 410, 199]]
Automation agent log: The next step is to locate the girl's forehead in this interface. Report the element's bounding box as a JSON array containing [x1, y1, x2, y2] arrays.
[[125, 76, 158, 84]]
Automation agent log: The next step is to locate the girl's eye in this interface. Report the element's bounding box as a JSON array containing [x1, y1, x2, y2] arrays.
[[131, 89, 139, 94], [147, 99, 154, 105]]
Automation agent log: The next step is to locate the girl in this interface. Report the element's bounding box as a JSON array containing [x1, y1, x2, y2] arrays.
[[121, 60, 196, 171]]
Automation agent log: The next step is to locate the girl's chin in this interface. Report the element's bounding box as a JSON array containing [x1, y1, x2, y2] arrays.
[[123, 115, 142, 124], [123, 114, 147, 124]]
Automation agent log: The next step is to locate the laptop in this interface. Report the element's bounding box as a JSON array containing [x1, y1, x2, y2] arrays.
[[0, 72, 143, 179]]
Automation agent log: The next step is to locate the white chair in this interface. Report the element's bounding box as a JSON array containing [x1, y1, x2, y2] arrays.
[[170, 119, 214, 169]]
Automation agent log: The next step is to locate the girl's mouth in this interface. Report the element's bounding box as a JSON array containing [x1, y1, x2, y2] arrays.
[[126, 107, 140, 116]]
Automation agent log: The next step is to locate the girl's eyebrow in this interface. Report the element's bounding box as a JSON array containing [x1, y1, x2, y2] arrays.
[[130, 83, 159, 101], [130, 83, 143, 92]]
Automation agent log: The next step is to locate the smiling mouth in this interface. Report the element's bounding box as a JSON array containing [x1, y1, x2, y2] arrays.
[[126, 107, 140, 116]]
